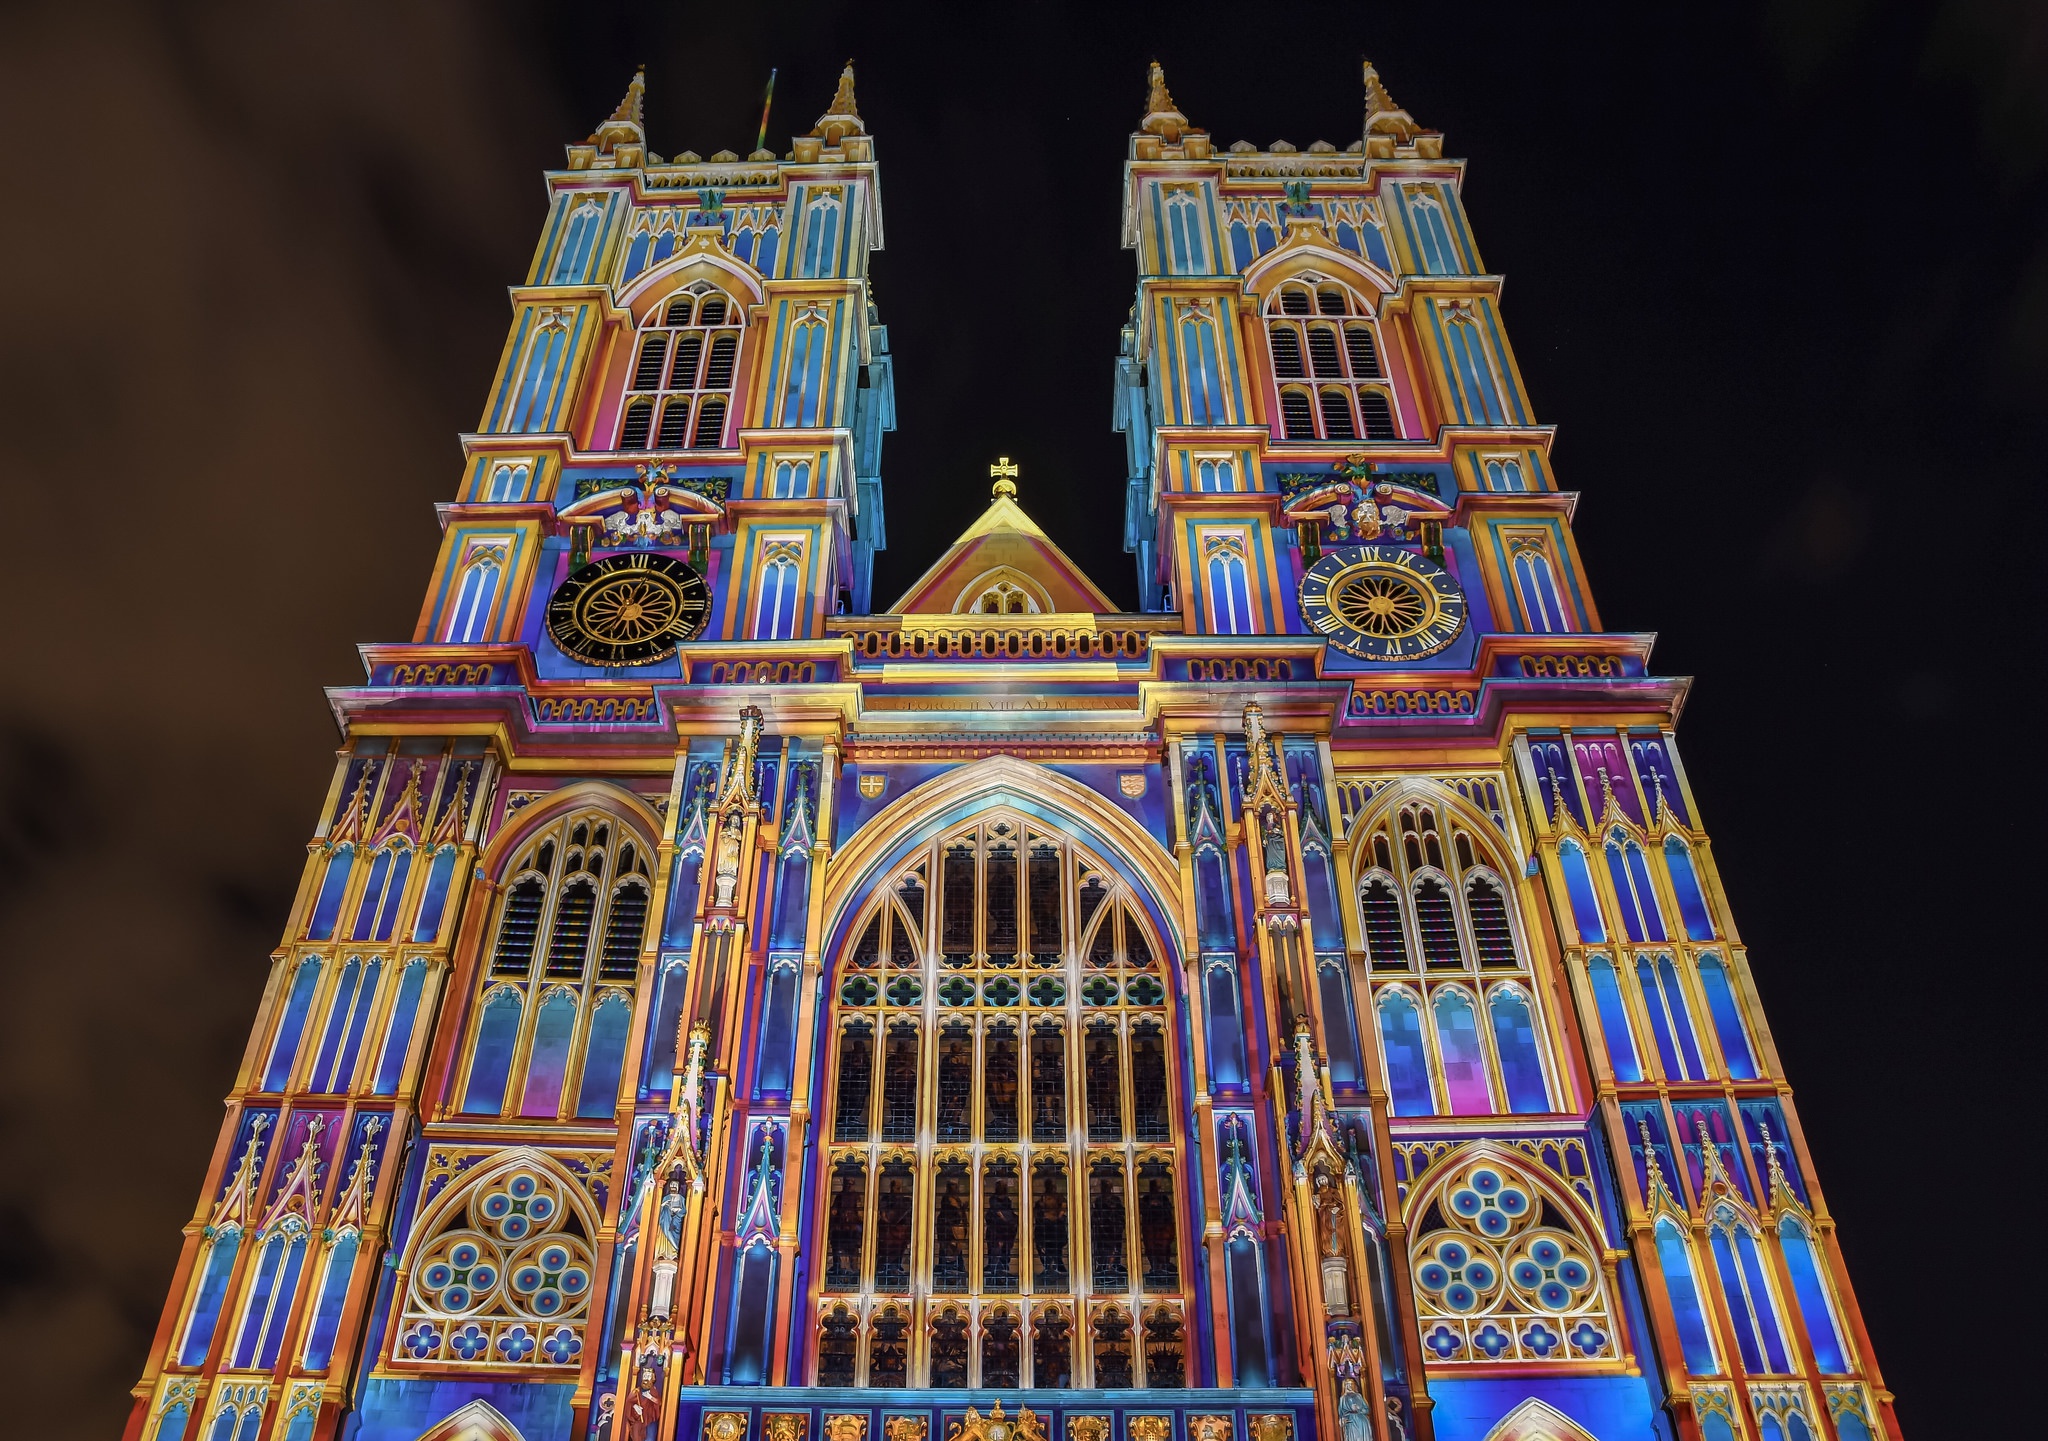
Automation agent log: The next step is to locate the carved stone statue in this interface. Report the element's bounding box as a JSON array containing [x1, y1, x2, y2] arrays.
[[1317, 1179, 1352, 1318], [713, 814, 741, 907], [622, 1363, 663, 1441], [1338, 1380, 1372, 1441]]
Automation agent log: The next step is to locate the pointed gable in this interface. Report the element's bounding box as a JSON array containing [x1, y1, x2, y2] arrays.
[[889, 467, 1118, 615]]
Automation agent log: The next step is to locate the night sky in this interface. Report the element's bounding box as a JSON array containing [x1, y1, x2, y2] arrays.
[[0, 3, 2040, 1436]]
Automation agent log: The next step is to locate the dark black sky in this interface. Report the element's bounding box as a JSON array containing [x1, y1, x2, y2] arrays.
[[0, 3, 2039, 1437]]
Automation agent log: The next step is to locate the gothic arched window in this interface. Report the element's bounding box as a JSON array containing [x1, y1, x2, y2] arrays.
[[1585, 954, 1642, 1083], [1654, 1216, 1720, 1375], [798, 193, 843, 279], [1163, 189, 1207, 274], [1604, 832, 1666, 942], [1264, 279, 1398, 442], [458, 807, 652, 1121], [1444, 307, 1506, 424], [1777, 1214, 1850, 1374], [447, 547, 505, 635], [389, 1153, 600, 1370], [781, 309, 831, 427], [1356, 797, 1553, 1120], [614, 285, 742, 451], [1708, 1207, 1792, 1375], [815, 814, 1190, 1387], [1407, 1154, 1618, 1364], [485, 462, 529, 503], [753, 541, 805, 640], [550, 198, 605, 284], [1511, 544, 1568, 634], [1202, 534, 1254, 636], [1407, 190, 1462, 275], [1178, 303, 1226, 424]]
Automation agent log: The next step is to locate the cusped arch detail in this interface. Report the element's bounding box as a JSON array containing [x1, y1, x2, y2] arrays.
[[821, 755, 1181, 967], [415, 1399, 528, 1441], [1400, 1139, 1603, 1243], [477, 781, 663, 884], [1483, 1397, 1601, 1441], [1344, 775, 1516, 865], [398, 1146, 603, 1269]]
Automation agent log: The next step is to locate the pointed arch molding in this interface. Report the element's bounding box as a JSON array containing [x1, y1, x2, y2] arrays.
[[617, 240, 766, 324], [1482, 1398, 1600, 1441], [1240, 238, 1397, 309], [400, 1146, 603, 1267], [1401, 1138, 1606, 1245], [416, 1399, 529, 1441], [1343, 774, 1519, 858], [477, 780, 663, 883], [821, 755, 1182, 963]]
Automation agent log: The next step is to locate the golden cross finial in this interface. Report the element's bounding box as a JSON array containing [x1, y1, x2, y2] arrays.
[[990, 456, 1019, 499]]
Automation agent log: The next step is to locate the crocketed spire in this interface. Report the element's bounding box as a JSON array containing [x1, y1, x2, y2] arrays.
[[590, 66, 648, 153], [1361, 58, 1421, 144], [813, 60, 864, 145], [1139, 60, 1192, 142]]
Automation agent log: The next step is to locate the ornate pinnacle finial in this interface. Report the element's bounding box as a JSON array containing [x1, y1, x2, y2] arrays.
[[1361, 57, 1420, 143], [610, 66, 647, 128], [1596, 768, 1624, 828], [1140, 60, 1192, 141], [1695, 1115, 1733, 1196], [1758, 1120, 1793, 1209], [814, 60, 864, 143], [989, 456, 1019, 500], [1292, 1018, 1322, 1144], [1637, 1118, 1677, 1210]]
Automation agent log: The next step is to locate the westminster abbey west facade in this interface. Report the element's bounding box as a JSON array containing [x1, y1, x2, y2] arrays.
[[127, 58, 1896, 1441]]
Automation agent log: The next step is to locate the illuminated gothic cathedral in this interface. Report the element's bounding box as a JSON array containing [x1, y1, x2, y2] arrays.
[[127, 59, 1897, 1441]]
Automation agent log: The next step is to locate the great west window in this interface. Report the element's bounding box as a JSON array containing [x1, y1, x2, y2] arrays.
[[815, 814, 1191, 1389]]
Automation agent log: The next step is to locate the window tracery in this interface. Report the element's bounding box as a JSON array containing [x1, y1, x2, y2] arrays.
[[815, 814, 1189, 1387], [460, 808, 651, 1120], [1408, 1155, 1616, 1366], [391, 1155, 597, 1371], [615, 285, 740, 451], [1355, 796, 1553, 1116], [1264, 278, 1398, 441]]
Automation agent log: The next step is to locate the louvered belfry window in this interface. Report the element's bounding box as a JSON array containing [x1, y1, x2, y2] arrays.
[[614, 284, 743, 451], [1265, 277, 1400, 443], [818, 814, 1190, 1386]]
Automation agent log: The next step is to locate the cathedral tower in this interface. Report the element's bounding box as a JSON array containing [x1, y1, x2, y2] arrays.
[[128, 59, 1895, 1441]]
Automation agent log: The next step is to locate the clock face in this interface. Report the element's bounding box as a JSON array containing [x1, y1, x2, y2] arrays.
[[546, 552, 711, 666], [1299, 545, 1467, 662]]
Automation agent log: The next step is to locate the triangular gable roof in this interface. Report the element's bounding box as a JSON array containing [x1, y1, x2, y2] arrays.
[[889, 483, 1117, 615]]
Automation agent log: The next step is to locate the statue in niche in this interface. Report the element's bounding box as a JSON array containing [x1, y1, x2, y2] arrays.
[[1260, 814, 1292, 905], [713, 813, 742, 907], [1316, 1175, 1352, 1318], [1337, 1379, 1372, 1441], [657, 1177, 685, 1256], [623, 1361, 664, 1441]]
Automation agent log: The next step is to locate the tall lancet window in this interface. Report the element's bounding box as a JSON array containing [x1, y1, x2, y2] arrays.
[[1163, 188, 1207, 274], [816, 814, 1191, 1388], [615, 285, 742, 451], [1265, 278, 1398, 441], [458, 807, 652, 1121]]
